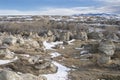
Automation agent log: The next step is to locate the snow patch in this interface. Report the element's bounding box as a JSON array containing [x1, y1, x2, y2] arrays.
[[19, 54, 30, 57], [89, 27, 105, 32], [75, 47, 83, 50], [0, 56, 18, 65], [50, 52, 61, 58], [68, 39, 75, 44], [43, 40, 75, 49], [62, 46, 65, 49], [80, 50, 89, 55], [43, 41, 63, 50], [43, 61, 70, 80]]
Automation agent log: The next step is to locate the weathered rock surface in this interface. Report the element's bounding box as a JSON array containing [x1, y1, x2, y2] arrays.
[[0, 70, 22, 80], [23, 39, 39, 48], [20, 73, 47, 80], [93, 40, 116, 66], [2, 36, 17, 45], [97, 54, 111, 66], [81, 43, 99, 53], [0, 70, 46, 80], [60, 31, 73, 41], [0, 48, 15, 59], [74, 31, 88, 41], [47, 30, 53, 36], [16, 37, 25, 45], [80, 31, 88, 41], [54, 44, 64, 49], [28, 55, 41, 64], [98, 40, 115, 56], [88, 32, 104, 40], [106, 33, 119, 41], [1, 55, 58, 75]]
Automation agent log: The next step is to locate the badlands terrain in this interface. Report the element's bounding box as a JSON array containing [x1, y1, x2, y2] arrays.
[[0, 14, 119, 80]]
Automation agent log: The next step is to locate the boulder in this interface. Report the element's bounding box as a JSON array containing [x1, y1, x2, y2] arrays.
[[66, 31, 72, 41], [54, 44, 64, 49], [21, 73, 47, 80], [97, 54, 111, 66], [4, 50, 15, 59], [28, 55, 41, 64], [96, 40, 116, 66], [103, 31, 120, 41], [35, 61, 51, 69], [60, 31, 72, 41], [88, 32, 104, 40], [63, 41, 69, 45], [0, 70, 46, 80], [38, 41, 44, 47], [75, 31, 88, 41], [48, 35, 56, 42], [60, 32, 67, 41], [0, 70, 22, 80], [38, 62, 58, 74], [80, 31, 88, 41], [53, 30, 60, 41], [1, 57, 57, 75], [98, 40, 115, 56], [21, 31, 30, 38], [25, 39, 39, 48], [2, 36, 17, 45], [106, 33, 119, 41], [47, 30, 53, 36], [17, 38, 25, 45], [81, 43, 99, 53], [28, 55, 58, 74], [29, 33, 40, 39], [0, 48, 15, 59]]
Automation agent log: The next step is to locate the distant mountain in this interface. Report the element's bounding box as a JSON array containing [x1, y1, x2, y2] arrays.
[[73, 13, 120, 19], [73, 13, 118, 16]]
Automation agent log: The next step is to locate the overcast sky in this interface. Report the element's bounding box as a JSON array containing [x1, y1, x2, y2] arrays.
[[0, 0, 120, 15]]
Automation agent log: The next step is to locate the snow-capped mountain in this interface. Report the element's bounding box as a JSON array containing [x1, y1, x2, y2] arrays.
[[73, 13, 120, 19]]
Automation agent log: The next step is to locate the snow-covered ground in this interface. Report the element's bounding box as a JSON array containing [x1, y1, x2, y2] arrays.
[[80, 50, 89, 55], [0, 56, 18, 65], [18, 54, 30, 57], [68, 39, 75, 44], [75, 47, 83, 50], [43, 41, 63, 50], [89, 27, 105, 32], [43, 61, 70, 80], [43, 39, 75, 50], [50, 52, 61, 58]]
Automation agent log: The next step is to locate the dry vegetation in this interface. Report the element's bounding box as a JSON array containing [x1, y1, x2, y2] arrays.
[[0, 15, 119, 34]]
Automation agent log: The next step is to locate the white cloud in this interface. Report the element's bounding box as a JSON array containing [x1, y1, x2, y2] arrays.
[[94, 0, 120, 14], [0, 10, 41, 15], [39, 7, 104, 15], [0, 6, 119, 15], [101, 5, 120, 13]]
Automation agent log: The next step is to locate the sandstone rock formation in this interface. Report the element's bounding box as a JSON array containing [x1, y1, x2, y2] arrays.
[[0, 47, 15, 59], [2, 36, 17, 46], [0, 70, 46, 80], [88, 32, 104, 40], [98, 40, 115, 56], [97, 40, 115, 66]]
